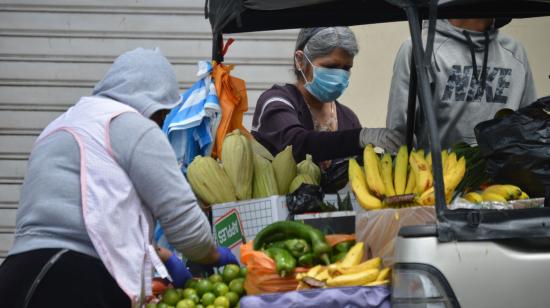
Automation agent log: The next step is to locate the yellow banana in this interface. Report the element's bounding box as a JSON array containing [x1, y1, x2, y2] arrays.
[[337, 257, 382, 275], [306, 265, 323, 278], [363, 144, 386, 197], [326, 269, 379, 287], [394, 146, 408, 195], [409, 151, 433, 195], [349, 159, 383, 210], [315, 268, 331, 281], [380, 153, 396, 197], [464, 192, 483, 203], [341, 242, 364, 268], [484, 185, 519, 200], [404, 166, 416, 194], [417, 149, 425, 158], [364, 280, 390, 287], [417, 157, 466, 205], [519, 191, 529, 200], [376, 267, 391, 281], [426, 152, 432, 171], [445, 152, 457, 175], [441, 150, 449, 173], [482, 191, 507, 202]]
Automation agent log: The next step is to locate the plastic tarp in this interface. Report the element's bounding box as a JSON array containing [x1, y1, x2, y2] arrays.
[[356, 207, 436, 267], [239, 286, 391, 308]]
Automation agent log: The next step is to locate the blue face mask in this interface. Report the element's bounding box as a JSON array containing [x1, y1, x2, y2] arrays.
[[298, 54, 350, 103]]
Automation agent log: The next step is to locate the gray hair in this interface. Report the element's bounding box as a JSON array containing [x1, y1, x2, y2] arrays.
[[294, 27, 358, 77]]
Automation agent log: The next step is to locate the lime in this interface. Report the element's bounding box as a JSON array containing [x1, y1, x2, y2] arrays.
[[146, 303, 158, 308], [183, 288, 198, 299], [225, 292, 239, 307], [209, 274, 224, 284], [195, 279, 214, 296], [213, 282, 229, 297], [214, 296, 230, 308], [163, 288, 182, 306], [176, 288, 185, 297], [222, 265, 241, 283], [239, 267, 247, 278], [196, 305, 204, 308], [157, 303, 168, 308], [185, 278, 199, 289], [176, 299, 196, 308], [201, 292, 216, 306], [228, 278, 244, 296], [205, 306, 215, 308]]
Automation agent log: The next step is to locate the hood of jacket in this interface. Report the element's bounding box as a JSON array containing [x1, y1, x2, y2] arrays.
[[92, 47, 182, 118], [432, 19, 498, 51]]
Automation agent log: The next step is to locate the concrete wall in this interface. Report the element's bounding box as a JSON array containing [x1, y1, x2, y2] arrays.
[[343, 17, 550, 127]]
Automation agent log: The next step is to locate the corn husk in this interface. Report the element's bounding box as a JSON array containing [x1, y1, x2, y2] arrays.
[[252, 154, 279, 198], [187, 156, 236, 205], [221, 129, 253, 200], [297, 154, 321, 185], [272, 145, 297, 195], [289, 174, 316, 194]]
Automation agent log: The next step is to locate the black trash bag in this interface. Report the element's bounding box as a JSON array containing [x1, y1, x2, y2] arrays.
[[475, 97, 550, 197], [286, 184, 337, 215]]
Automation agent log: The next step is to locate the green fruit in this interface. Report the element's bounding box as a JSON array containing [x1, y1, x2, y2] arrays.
[[201, 292, 216, 306], [183, 288, 198, 299], [225, 292, 239, 307], [196, 305, 204, 308], [176, 299, 196, 308], [163, 288, 182, 306], [209, 274, 224, 284], [187, 294, 200, 304], [213, 282, 229, 297], [185, 279, 199, 289], [176, 288, 185, 298], [206, 306, 215, 308], [195, 279, 214, 297], [146, 303, 158, 308], [228, 278, 245, 296], [222, 265, 241, 283], [157, 303, 169, 308], [214, 296, 230, 308], [239, 267, 247, 278]]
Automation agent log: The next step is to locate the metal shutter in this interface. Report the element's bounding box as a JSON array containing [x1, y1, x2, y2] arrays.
[[0, 0, 295, 263]]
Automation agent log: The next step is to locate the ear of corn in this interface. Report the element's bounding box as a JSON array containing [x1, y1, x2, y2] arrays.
[[289, 174, 316, 194], [187, 156, 236, 205], [252, 154, 279, 198], [221, 129, 253, 200], [272, 145, 297, 194], [297, 154, 321, 185]]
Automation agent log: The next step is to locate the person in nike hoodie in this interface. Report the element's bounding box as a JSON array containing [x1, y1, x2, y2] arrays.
[[386, 19, 537, 149]]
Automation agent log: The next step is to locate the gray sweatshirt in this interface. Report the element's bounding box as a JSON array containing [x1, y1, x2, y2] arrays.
[[386, 19, 537, 149], [10, 48, 216, 261]]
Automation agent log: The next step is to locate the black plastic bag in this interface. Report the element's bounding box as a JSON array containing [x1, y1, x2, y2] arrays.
[[475, 97, 550, 197], [286, 184, 336, 215]]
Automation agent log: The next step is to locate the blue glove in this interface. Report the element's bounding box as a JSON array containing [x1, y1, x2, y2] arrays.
[[164, 254, 192, 288], [213, 246, 239, 267]]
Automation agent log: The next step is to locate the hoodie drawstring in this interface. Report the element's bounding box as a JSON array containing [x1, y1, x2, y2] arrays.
[[462, 30, 490, 90]]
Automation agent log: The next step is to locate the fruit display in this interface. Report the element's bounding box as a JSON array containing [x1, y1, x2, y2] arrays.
[[149, 265, 247, 308], [463, 184, 529, 203], [350, 144, 467, 210], [295, 242, 391, 289], [187, 132, 322, 205]]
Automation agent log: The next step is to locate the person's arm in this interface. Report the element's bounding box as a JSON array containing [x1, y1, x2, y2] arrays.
[[519, 45, 537, 107], [386, 40, 413, 138], [255, 102, 362, 162], [110, 113, 217, 262]]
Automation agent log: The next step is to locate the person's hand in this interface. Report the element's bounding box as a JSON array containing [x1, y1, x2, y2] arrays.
[[359, 128, 405, 153], [213, 246, 239, 267], [164, 253, 192, 288], [156, 246, 173, 263]]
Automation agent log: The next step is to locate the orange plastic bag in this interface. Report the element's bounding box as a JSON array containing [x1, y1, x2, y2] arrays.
[[240, 241, 308, 295], [240, 235, 355, 295], [211, 62, 251, 159]]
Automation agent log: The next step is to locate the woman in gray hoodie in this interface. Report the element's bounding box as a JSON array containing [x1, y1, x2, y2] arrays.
[[0, 48, 237, 308]]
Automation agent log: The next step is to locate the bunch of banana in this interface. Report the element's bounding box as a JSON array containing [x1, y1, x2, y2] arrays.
[[296, 242, 391, 289], [349, 144, 468, 209], [464, 184, 529, 203]]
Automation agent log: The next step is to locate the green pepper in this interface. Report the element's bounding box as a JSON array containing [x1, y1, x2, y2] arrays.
[[297, 253, 315, 267], [333, 240, 356, 254], [284, 239, 310, 257], [330, 251, 347, 263], [265, 247, 296, 277], [253, 221, 331, 264]]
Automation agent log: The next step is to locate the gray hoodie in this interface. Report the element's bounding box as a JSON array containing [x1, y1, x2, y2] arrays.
[[386, 20, 537, 149], [11, 48, 216, 261]]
